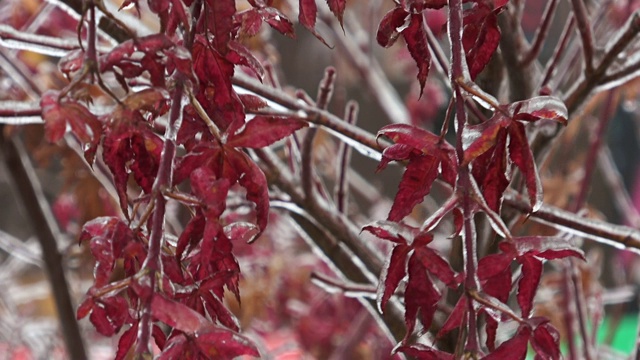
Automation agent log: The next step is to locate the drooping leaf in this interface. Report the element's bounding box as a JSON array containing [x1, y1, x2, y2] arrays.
[[152, 294, 209, 334], [299, 0, 331, 46], [388, 153, 439, 221], [193, 326, 260, 359], [204, 0, 236, 54], [402, 13, 431, 95], [462, 2, 502, 79], [326, 0, 346, 26], [507, 236, 585, 260], [414, 246, 457, 288], [377, 244, 410, 312], [404, 255, 440, 338], [517, 255, 543, 318], [436, 296, 467, 338], [115, 323, 138, 360], [508, 121, 543, 211], [530, 320, 561, 360], [89, 296, 129, 336]]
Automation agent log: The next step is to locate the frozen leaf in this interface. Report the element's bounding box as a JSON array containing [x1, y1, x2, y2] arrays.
[[376, 6, 409, 48], [40, 90, 102, 164], [194, 326, 259, 359], [157, 335, 188, 359], [377, 244, 410, 312], [508, 121, 543, 211], [227, 150, 270, 233], [151, 294, 209, 333], [262, 7, 295, 38], [482, 326, 530, 360], [510, 96, 568, 125], [413, 247, 457, 287], [397, 344, 453, 360], [238, 94, 268, 112], [362, 220, 412, 244], [517, 255, 542, 318], [227, 41, 266, 81], [402, 13, 431, 95], [225, 116, 307, 148], [508, 236, 585, 260]]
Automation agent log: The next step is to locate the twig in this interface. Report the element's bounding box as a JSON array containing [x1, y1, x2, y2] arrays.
[[335, 101, 358, 213], [540, 16, 576, 91], [597, 147, 640, 228]]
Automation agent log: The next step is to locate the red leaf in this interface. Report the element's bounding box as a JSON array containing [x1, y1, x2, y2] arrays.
[[377, 244, 411, 312], [326, 0, 346, 26], [481, 326, 530, 360], [299, 0, 331, 46], [402, 13, 431, 95], [471, 130, 509, 212], [388, 154, 439, 221], [194, 326, 259, 359], [238, 94, 268, 112], [262, 7, 295, 38], [462, 4, 501, 79], [77, 296, 94, 320], [530, 321, 561, 360], [405, 255, 440, 338], [517, 255, 542, 318], [377, 6, 409, 48], [152, 294, 209, 334], [414, 247, 458, 287], [89, 296, 129, 336], [225, 116, 307, 148], [377, 143, 418, 172], [227, 41, 266, 81], [397, 344, 454, 360], [40, 91, 102, 164], [508, 121, 543, 211], [115, 323, 138, 360], [377, 124, 441, 152], [437, 296, 467, 338], [236, 9, 263, 37], [362, 220, 412, 244], [478, 253, 513, 304], [157, 335, 188, 359], [226, 150, 270, 233], [511, 236, 585, 260], [510, 96, 568, 125], [463, 116, 509, 166], [204, 0, 235, 54]]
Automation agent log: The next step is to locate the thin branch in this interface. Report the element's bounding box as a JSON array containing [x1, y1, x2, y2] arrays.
[[335, 101, 358, 213], [521, 0, 559, 66], [598, 147, 640, 228], [569, 0, 595, 74], [540, 16, 576, 91]]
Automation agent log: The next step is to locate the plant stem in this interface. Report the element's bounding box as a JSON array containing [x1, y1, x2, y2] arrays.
[[520, 0, 559, 66], [570, 0, 595, 74]]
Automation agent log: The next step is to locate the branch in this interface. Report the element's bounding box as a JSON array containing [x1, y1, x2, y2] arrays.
[[0, 134, 88, 360], [569, 0, 595, 74], [520, 0, 559, 66]]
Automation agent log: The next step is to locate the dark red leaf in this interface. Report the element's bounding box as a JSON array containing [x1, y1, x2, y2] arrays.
[[204, 0, 235, 54], [377, 7, 409, 48], [402, 13, 431, 95], [471, 130, 509, 212], [115, 323, 138, 360], [226, 150, 270, 233], [510, 96, 568, 125], [236, 9, 263, 37], [481, 326, 530, 360], [362, 220, 412, 244], [225, 116, 307, 148], [377, 124, 441, 152], [437, 296, 467, 338], [463, 116, 509, 166], [299, 0, 331, 46], [388, 154, 439, 221], [377, 244, 411, 312], [508, 121, 543, 211], [238, 94, 268, 112], [414, 247, 458, 288], [530, 321, 561, 360], [262, 7, 295, 38], [227, 41, 266, 81], [77, 296, 94, 320], [462, 4, 501, 79], [377, 144, 418, 172], [517, 255, 542, 318], [405, 255, 440, 338], [397, 344, 454, 360], [157, 334, 188, 359]]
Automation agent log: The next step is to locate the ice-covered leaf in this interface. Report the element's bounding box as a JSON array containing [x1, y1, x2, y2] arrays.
[[377, 244, 410, 312], [40, 90, 102, 164], [204, 0, 236, 54], [326, 0, 346, 26], [115, 323, 138, 360], [414, 247, 458, 288], [299, 0, 331, 46], [482, 326, 530, 360], [152, 294, 209, 333], [510, 96, 568, 125], [508, 122, 543, 211], [194, 326, 259, 359], [362, 220, 413, 244], [376, 6, 409, 48], [436, 296, 467, 338], [530, 320, 561, 360], [225, 116, 307, 148], [509, 236, 585, 260], [462, 3, 501, 79], [89, 296, 129, 336], [397, 344, 453, 360]]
